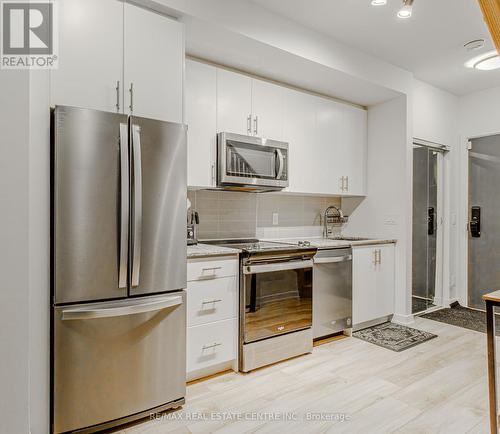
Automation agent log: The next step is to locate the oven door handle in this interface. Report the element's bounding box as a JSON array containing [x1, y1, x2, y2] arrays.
[[313, 255, 352, 264], [243, 259, 313, 274]]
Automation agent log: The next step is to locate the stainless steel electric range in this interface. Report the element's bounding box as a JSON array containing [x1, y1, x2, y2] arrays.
[[204, 239, 317, 372]]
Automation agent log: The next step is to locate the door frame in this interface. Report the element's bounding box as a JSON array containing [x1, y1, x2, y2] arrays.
[[412, 138, 448, 312], [460, 132, 500, 310]]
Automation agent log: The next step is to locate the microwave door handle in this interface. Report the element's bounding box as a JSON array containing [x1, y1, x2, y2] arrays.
[[275, 149, 284, 179], [118, 123, 129, 288], [131, 123, 142, 287]]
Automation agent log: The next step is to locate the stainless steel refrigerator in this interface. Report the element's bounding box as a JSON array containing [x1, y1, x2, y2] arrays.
[[51, 106, 187, 433]]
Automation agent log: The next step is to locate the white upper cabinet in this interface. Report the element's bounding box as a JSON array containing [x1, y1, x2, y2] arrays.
[[216, 69, 252, 135], [51, 0, 123, 112], [186, 60, 368, 196], [124, 4, 183, 122], [283, 88, 317, 194], [342, 106, 367, 196], [51, 0, 184, 123], [315, 98, 344, 195], [186, 60, 217, 188], [251, 79, 284, 140]]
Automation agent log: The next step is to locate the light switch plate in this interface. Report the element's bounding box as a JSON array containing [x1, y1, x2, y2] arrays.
[[272, 212, 279, 226], [384, 215, 398, 225]]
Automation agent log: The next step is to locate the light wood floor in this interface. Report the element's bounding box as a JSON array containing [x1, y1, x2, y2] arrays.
[[123, 318, 493, 434]]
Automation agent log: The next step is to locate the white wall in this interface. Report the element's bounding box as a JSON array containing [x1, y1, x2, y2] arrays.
[[0, 69, 50, 434], [0, 71, 31, 434], [343, 95, 412, 323], [28, 70, 51, 434], [412, 79, 459, 305], [459, 86, 500, 139]]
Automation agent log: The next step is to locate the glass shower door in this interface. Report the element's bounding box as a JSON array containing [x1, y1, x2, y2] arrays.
[[412, 145, 438, 314]]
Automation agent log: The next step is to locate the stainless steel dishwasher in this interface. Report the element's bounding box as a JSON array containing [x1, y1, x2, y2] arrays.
[[313, 248, 352, 339]]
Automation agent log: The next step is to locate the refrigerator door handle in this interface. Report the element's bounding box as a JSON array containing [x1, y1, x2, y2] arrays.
[[118, 123, 129, 289], [61, 295, 183, 320], [131, 123, 143, 287]]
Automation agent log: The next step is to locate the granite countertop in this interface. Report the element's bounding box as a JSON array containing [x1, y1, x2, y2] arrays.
[[187, 243, 241, 259], [270, 237, 397, 249]]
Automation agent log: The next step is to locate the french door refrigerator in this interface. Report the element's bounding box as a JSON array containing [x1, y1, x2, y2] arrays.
[[51, 106, 187, 433]]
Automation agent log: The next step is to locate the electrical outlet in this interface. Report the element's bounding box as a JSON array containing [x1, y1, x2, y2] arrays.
[[272, 212, 279, 226], [384, 215, 397, 225]]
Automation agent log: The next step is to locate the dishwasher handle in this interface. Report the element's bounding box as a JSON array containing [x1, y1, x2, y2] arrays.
[[61, 295, 183, 320], [314, 255, 352, 264]]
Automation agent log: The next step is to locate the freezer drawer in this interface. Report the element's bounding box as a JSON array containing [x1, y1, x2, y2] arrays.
[[53, 292, 186, 433]]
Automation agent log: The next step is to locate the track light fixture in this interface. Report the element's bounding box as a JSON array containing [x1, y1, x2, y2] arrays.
[[397, 0, 414, 18]]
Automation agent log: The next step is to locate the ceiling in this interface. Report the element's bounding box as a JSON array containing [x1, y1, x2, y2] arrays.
[[248, 0, 500, 96]]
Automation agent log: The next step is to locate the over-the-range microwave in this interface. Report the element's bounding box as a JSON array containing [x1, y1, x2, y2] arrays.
[[217, 132, 289, 192]]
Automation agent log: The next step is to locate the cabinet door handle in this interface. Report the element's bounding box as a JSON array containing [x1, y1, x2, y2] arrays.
[[373, 249, 377, 265], [247, 115, 252, 134], [202, 299, 222, 305], [202, 342, 222, 350], [115, 80, 120, 112], [129, 82, 134, 112], [211, 163, 216, 184], [346, 176, 349, 192], [202, 266, 222, 272], [377, 249, 382, 265], [254, 115, 258, 136]]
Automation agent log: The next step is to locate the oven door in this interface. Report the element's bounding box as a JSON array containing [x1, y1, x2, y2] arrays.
[[242, 259, 313, 343], [218, 132, 288, 189]]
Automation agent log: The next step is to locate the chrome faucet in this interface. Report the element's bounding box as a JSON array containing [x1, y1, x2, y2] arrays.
[[323, 205, 345, 238]]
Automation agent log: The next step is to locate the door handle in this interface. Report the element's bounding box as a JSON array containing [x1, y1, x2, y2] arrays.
[[253, 115, 258, 136], [61, 295, 183, 320], [129, 82, 134, 112], [275, 149, 284, 179], [247, 115, 252, 135], [470, 206, 481, 237], [131, 123, 142, 287], [118, 124, 129, 288], [116, 80, 120, 112], [428, 207, 435, 235]]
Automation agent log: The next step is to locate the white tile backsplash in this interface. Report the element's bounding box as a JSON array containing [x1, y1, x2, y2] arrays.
[[189, 190, 341, 240]]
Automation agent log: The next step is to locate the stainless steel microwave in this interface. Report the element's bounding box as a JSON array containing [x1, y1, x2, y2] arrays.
[[217, 132, 289, 191]]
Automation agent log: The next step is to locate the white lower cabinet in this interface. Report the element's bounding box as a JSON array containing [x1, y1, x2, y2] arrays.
[[186, 256, 239, 381], [353, 244, 395, 327], [187, 318, 238, 377]]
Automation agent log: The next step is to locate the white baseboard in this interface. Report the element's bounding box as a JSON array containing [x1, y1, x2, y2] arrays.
[[392, 313, 415, 325], [442, 297, 458, 307]]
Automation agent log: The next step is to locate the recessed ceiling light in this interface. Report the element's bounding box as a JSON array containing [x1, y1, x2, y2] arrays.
[[465, 50, 500, 71], [371, 0, 387, 5], [464, 39, 485, 52], [397, 0, 413, 18]]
